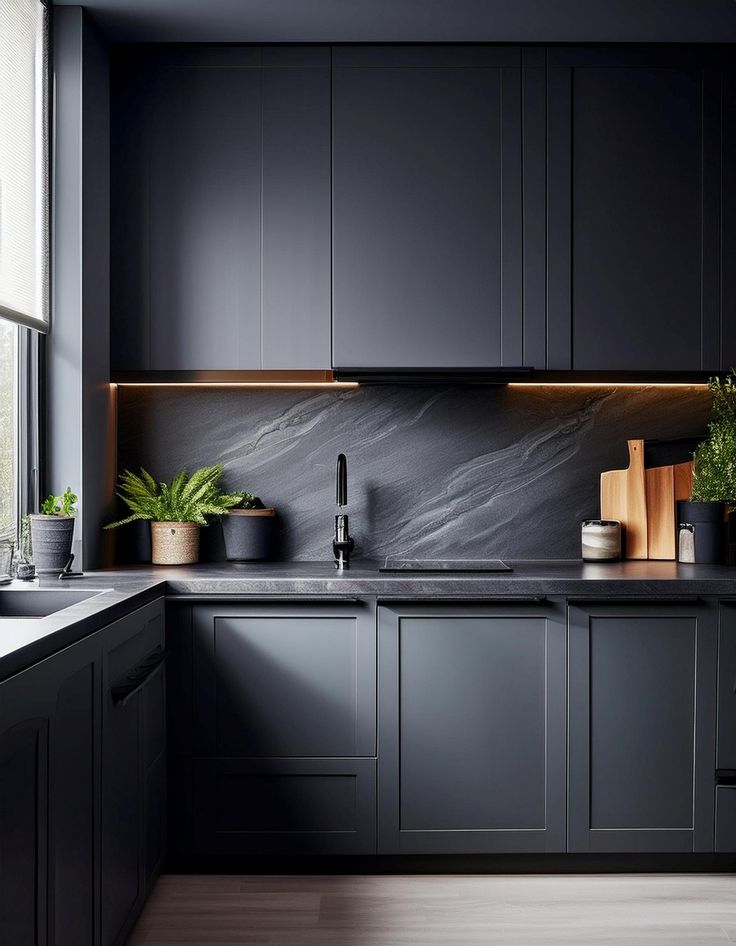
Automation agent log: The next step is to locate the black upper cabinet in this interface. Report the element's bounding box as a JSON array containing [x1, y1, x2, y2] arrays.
[[542, 46, 724, 372], [332, 46, 523, 369], [111, 47, 331, 373], [110, 43, 731, 376]]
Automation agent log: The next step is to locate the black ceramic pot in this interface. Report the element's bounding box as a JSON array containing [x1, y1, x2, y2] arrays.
[[221, 509, 276, 561], [677, 500, 725, 564]]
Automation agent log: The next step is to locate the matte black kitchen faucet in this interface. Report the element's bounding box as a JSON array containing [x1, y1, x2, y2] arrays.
[[333, 452, 354, 569]]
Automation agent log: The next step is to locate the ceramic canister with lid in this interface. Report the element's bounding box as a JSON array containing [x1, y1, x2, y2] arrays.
[[581, 519, 621, 562]]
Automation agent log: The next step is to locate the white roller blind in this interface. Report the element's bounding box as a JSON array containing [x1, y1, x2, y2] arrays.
[[0, 0, 49, 333]]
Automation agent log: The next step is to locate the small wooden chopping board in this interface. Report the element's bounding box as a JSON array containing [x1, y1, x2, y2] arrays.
[[600, 439, 648, 559], [645, 460, 693, 560]]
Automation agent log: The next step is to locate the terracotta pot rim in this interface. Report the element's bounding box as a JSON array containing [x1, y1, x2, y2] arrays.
[[226, 508, 275, 517]]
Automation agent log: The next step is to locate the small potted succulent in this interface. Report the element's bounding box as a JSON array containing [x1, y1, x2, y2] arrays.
[[105, 465, 241, 565], [679, 371, 736, 564], [221, 492, 276, 561], [30, 487, 78, 574]]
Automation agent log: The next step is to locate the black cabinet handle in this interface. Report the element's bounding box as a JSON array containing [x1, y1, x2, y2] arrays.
[[111, 647, 167, 706]]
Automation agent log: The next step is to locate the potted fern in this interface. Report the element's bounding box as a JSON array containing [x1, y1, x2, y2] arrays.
[[30, 487, 78, 574], [105, 465, 241, 565], [221, 492, 276, 561], [679, 371, 736, 563]]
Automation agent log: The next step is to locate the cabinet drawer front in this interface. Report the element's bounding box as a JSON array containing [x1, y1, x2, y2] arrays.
[[193, 603, 376, 757], [568, 603, 717, 853], [716, 786, 736, 853], [378, 601, 566, 854], [193, 758, 376, 855]]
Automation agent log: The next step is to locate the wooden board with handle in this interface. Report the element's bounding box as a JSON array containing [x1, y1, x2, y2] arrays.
[[600, 439, 648, 559]]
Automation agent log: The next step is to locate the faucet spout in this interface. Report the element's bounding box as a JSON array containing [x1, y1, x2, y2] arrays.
[[333, 453, 354, 569], [336, 453, 348, 507]]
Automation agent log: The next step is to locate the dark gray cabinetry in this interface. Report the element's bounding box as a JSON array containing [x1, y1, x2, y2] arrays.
[[543, 47, 723, 371], [101, 600, 165, 946], [568, 600, 717, 853], [111, 47, 331, 372], [332, 46, 523, 370], [716, 601, 736, 851], [168, 600, 377, 856], [378, 600, 566, 854], [0, 633, 99, 946]]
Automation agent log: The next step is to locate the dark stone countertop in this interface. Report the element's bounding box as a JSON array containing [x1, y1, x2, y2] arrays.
[[2, 558, 736, 680]]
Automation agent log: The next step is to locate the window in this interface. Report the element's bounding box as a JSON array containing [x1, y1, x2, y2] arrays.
[[0, 0, 50, 332], [0, 0, 48, 550], [0, 322, 18, 542]]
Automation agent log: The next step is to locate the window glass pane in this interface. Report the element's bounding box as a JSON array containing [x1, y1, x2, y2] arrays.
[[0, 320, 18, 542], [0, 0, 49, 332]]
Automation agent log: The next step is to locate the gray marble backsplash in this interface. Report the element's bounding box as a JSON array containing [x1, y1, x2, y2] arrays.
[[116, 384, 711, 562]]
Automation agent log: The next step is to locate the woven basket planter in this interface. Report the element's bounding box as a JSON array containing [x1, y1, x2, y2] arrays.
[[150, 521, 200, 565]]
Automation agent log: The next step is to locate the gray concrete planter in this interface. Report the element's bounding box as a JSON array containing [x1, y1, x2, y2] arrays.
[[29, 515, 75, 574], [222, 508, 276, 561]]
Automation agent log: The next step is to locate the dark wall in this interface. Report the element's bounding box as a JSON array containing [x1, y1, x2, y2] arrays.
[[116, 385, 711, 562]]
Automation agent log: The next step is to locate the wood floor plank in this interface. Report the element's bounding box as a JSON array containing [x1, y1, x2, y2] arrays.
[[127, 873, 736, 945]]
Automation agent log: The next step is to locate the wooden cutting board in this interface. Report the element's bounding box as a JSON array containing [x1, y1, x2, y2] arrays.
[[600, 439, 648, 559], [645, 460, 693, 560]]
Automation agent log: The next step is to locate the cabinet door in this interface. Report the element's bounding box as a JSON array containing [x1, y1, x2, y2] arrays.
[[717, 601, 736, 772], [193, 601, 376, 757], [378, 600, 566, 854], [568, 601, 717, 853], [544, 47, 722, 371], [0, 635, 99, 946], [0, 718, 48, 946], [101, 600, 165, 946], [332, 46, 523, 369], [111, 46, 331, 374], [261, 48, 331, 369]]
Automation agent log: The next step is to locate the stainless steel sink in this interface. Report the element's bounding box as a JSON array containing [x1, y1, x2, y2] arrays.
[[0, 589, 103, 618]]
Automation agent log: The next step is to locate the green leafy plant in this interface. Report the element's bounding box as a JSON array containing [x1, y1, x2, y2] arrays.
[[232, 492, 265, 510], [105, 465, 242, 529], [40, 487, 77, 517], [691, 370, 736, 505]]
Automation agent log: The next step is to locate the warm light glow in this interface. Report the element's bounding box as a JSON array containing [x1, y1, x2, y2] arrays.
[[507, 382, 710, 389], [111, 382, 360, 390]]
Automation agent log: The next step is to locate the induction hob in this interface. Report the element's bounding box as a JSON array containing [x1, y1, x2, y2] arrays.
[[379, 559, 512, 573]]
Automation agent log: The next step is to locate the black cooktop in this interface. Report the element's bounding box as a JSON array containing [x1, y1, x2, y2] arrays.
[[379, 559, 513, 573]]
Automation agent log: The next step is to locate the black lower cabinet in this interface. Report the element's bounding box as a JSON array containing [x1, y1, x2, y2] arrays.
[[716, 602, 736, 851], [167, 600, 377, 858], [101, 600, 166, 946], [0, 597, 165, 946], [0, 630, 99, 946], [378, 600, 567, 854], [568, 601, 718, 853]]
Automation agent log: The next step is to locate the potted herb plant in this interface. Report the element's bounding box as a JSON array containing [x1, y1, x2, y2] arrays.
[[105, 465, 241, 565], [221, 492, 276, 561], [30, 487, 77, 574], [679, 371, 736, 564]]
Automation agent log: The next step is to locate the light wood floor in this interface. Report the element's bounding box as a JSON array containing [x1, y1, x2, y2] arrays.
[[128, 873, 736, 945]]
